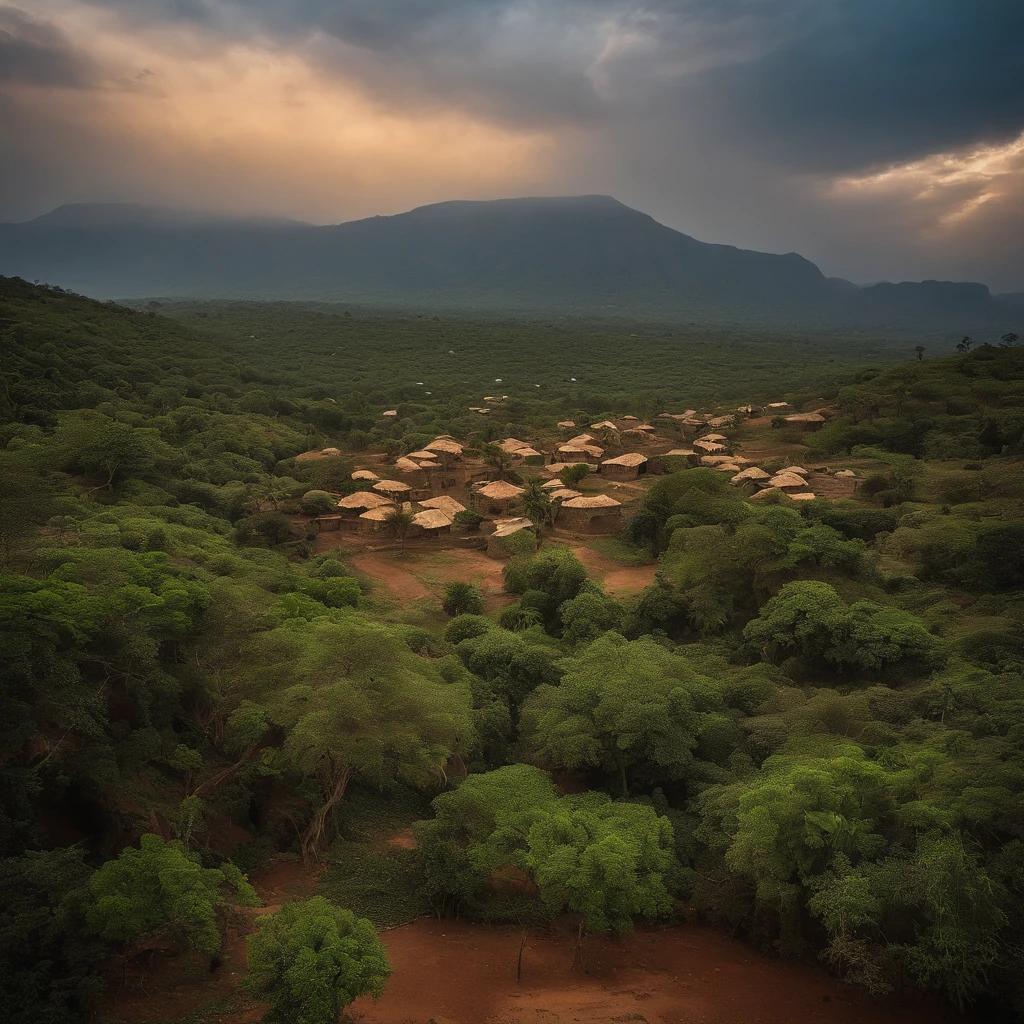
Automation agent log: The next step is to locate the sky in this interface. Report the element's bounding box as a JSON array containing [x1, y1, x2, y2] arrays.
[[2, 0, 1023, 289]]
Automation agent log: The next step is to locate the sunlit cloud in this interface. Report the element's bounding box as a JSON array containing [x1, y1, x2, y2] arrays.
[[829, 132, 1024, 231]]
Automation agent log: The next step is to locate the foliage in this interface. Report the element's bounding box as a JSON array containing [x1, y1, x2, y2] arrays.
[[442, 581, 484, 617], [244, 897, 390, 1024]]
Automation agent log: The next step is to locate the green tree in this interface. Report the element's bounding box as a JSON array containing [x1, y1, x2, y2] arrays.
[[85, 834, 257, 956], [523, 633, 718, 795], [559, 463, 592, 487], [245, 897, 390, 1024], [443, 581, 484, 617], [384, 506, 414, 553], [521, 479, 555, 529]]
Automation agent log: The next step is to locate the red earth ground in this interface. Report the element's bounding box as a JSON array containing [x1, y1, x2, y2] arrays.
[[350, 916, 964, 1024]]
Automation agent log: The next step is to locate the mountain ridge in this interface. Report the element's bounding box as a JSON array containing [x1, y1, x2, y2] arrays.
[[1, 196, 1017, 327]]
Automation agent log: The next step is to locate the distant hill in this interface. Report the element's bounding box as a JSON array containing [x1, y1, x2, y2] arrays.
[[0, 195, 1019, 326]]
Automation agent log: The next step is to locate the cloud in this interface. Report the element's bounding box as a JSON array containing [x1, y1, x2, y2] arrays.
[[1, 0, 1022, 287], [0, 5, 98, 86]]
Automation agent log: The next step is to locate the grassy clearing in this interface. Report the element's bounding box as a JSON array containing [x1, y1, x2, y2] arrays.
[[586, 536, 656, 567]]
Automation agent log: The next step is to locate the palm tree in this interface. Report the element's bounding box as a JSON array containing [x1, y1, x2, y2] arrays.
[[522, 479, 554, 529], [482, 443, 515, 482], [384, 507, 415, 554]]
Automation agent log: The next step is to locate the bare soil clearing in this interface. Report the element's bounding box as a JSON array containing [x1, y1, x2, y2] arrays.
[[350, 552, 435, 602], [571, 544, 658, 594], [350, 917, 960, 1024]]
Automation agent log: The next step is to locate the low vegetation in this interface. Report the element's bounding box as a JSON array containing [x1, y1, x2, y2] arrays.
[[1, 276, 1023, 1021]]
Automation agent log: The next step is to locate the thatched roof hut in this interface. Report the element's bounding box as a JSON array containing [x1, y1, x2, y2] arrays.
[[601, 452, 648, 480], [395, 457, 425, 474], [557, 420, 576, 428], [475, 480, 525, 514], [512, 446, 546, 465], [557, 493, 623, 533], [382, 409, 398, 417], [406, 450, 437, 461], [425, 438, 463, 456], [337, 491, 394, 511], [558, 444, 602, 464], [500, 438, 531, 453], [542, 478, 566, 489], [351, 470, 379, 481], [785, 466, 810, 475], [835, 469, 857, 478], [784, 413, 826, 426], [356, 505, 395, 533], [411, 509, 453, 535], [731, 467, 771, 483], [620, 415, 638, 421], [590, 420, 619, 431], [714, 463, 741, 473], [373, 479, 413, 496], [769, 472, 811, 491], [664, 448, 697, 458], [549, 488, 583, 500], [767, 402, 790, 409], [699, 433, 727, 442], [789, 492, 818, 501], [320, 447, 342, 456], [566, 433, 595, 446], [700, 455, 735, 466], [694, 440, 727, 453], [419, 495, 467, 517]]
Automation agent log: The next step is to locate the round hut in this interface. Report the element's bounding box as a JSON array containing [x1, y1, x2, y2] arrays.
[[601, 452, 648, 480], [557, 494, 623, 534]]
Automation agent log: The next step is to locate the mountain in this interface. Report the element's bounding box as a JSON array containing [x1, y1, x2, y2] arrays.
[[0, 195, 1018, 325]]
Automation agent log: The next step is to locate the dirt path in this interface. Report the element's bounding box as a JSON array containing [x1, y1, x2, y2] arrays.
[[350, 552, 435, 602], [571, 545, 658, 595], [350, 917, 957, 1024]]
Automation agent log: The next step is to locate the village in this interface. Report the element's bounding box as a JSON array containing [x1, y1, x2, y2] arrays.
[[291, 397, 862, 563]]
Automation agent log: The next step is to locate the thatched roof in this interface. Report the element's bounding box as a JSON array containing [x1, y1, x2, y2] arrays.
[[406, 450, 437, 460], [513, 447, 544, 459], [320, 447, 342, 456], [493, 517, 533, 538], [786, 466, 810, 475], [699, 433, 727, 442], [478, 480, 524, 500], [769, 472, 810, 489], [546, 461, 589, 473], [426, 439, 463, 455], [603, 452, 648, 467], [351, 470, 379, 481], [706, 416, 734, 428], [731, 467, 771, 482], [635, 424, 656, 432], [373, 479, 413, 494], [412, 508, 453, 529], [785, 413, 826, 424], [620, 415, 638, 421], [700, 455, 735, 466], [359, 506, 394, 522], [767, 402, 790, 409], [694, 440, 727, 452], [590, 420, 619, 430], [567, 433, 595, 446], [562, 494, 621, 509], [382, 409, 398, 416], [714, 463, 742, 472], [835, 469, 857, 478], [664, 449, 696, 457], [394, 457, 424, 474], [419, 495, 466, 516], [500, 437, 531, 453], [559, 444, 603, 458], [338, 491, 394, 510], [789, 492, 818, 501], [557, 420, 576, 428], [550, 488, 583, 500], [542, 478, 565, 489]]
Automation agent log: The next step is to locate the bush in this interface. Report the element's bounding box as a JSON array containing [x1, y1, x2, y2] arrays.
[[559, 463, 592, 487], [443, 581, 484, 617], [299, 490, 336, 516], [453, 509, 484, 530]]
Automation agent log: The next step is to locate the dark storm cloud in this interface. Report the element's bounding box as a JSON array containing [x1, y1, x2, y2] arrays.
[[72, 0, 1024, 172], [0, 6, 98, 87]]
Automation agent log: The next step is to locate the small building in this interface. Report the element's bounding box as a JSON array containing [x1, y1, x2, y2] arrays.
[[557, 494, 623, 533], [557, 420, 576, 429], [475, 480, 525, 514], [373, 479, 413, 498], [664, 448, 697, 458], [768, 472, 811, 493], [321, 447, 342, 456], [601, 452, 648, 480], [500, 437, 531, 454], [549, 488, 583, 501], [487, 518, 536, 559], [731, 467, 771, 484], [425, 438, 464, 458], [714, 463, 742, 473], [336, 491, 395, 518], [558, 444, 603, 464], [512, 447, 546, 466], [698, 433, 727, 443], [357, 506, 394, 534], [542, 478, 566, 490], [411, 508, 453, 537], [591, 420, 619, 431], [314, 515, 343, 532], [382, 409, 398, 417], [419, 495, 467, 517], [351, 469, 379, 481], [835, 469, 857, 478], [693, 440, 727, 453]]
